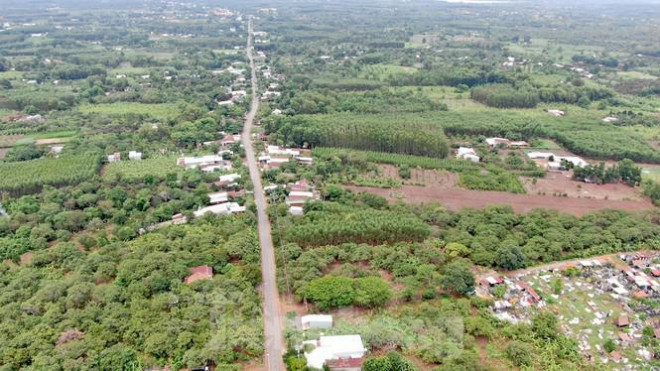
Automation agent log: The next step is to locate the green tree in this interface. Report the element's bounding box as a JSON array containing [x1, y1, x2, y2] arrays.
[[439, 258, 475, 295], [301, 276, 356, 311], [363, 351, 417, 371], [604, 338, 616, 353], [532, 311, 559, 340], [496, 244, 526, 270], [577, 95, 591, 108], [506, 341, 532, 367], [353, 276, 392, 308], [445, 242, 470, 258]]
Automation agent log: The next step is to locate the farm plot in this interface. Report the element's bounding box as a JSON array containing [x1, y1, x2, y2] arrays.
[[0, 154, 100, 195], [345, 184, 655, 216], [78, 103, 179, 119], [357, 164, 456, 188], [102, 155, 183, 181], [523, 171, 646, 202]]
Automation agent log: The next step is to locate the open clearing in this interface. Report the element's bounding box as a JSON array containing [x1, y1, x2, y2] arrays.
[[346, 184, 655, 216], [523, 171, 646, 201], [78, 103, 178, 119], [348, 166, 654, 215]]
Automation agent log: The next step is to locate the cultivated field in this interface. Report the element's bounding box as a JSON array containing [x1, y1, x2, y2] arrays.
[[346, 184, 655, 216], [523, 171, 646, 202]]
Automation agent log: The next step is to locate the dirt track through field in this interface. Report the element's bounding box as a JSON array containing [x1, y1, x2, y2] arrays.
[[345, 185, 656, 216]]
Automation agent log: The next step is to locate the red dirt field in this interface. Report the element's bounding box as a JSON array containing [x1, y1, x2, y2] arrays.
[[523, 170, 646, 201], [345, 185, 656, 216]]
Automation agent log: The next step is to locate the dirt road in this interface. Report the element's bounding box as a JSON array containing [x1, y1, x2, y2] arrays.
[[242, 17, 285, 371]]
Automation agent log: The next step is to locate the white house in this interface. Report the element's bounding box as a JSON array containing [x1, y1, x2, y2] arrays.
[[194, 202, 245, 217], [301, 314, 333, 330], [217, 100, 234, 106], [272, 109, 283, 115], [456, 147, 479, 163], [201, 161, 232, 173], [50, 145, 64, 154], [177, 155, 224, 169], [486, 138, 529, 148], [547, 109, 565, 117], [554, 156, 588, 168], [128, 151, 142, 160], [297, 156, 314, 165], [485, 137, 510, 147], [107, 152, 121, 163], [289, 206, 304, 216], [219, 173, 241, 183], [232, 90, 247, 102], [262, 91, 281, 100], [304, 335, 367, 370], [603, 116, 620, 123], [207, 192, 229, 205], [527, 152, 554, 159], [258, 155, 271, 163], [264, 184, 279, 193], [267, 145, 300, 157]]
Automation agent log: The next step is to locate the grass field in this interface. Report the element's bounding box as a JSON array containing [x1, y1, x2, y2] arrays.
[[622, 126, 660, 141], [0, 109, 18, 116], [0, 154, 100, 194], [78, 103, 178, 119], [0, 71, 24, 79], [531, 139, 562, 149], [109, 66, 152, 75], [103, 155, 184, 181], [359, 64, 417, 81], [617, 71, 658, 81], [12, 130, 79, 146], [392, 86, 487, 109], [505, 38, 605, 63], [641, 166, 660, 182], [406, 33, 438, 48]]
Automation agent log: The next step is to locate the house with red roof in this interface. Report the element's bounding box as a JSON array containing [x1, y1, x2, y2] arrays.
[[517, 282, 540, 302], [616, 314, 630, 327]]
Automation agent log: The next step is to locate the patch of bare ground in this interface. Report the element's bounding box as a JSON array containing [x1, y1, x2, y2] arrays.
[[0, 147, 9, 159], [280, 293, 308, 317], [345, 184, 655, 216], [522, 170, 645, 201], [34, 138, 72, 145], [377, 165, 457, 187], [0, 135, 24, 148], [19, 252, 33, 265]]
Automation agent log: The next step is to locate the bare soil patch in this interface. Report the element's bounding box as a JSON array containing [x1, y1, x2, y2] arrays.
[[379, 164, 400, 179], [0, 135, 24, 148], [377, 165, 457, 187], [345, 184, 655, 216], [34, 138, 72, 145], [19, 252, 33, 265], [523, 170, 645, 201], [0, 147, 9, 159]]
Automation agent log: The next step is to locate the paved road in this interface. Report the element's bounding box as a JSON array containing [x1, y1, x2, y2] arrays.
[[242, 17, 285, 371]]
